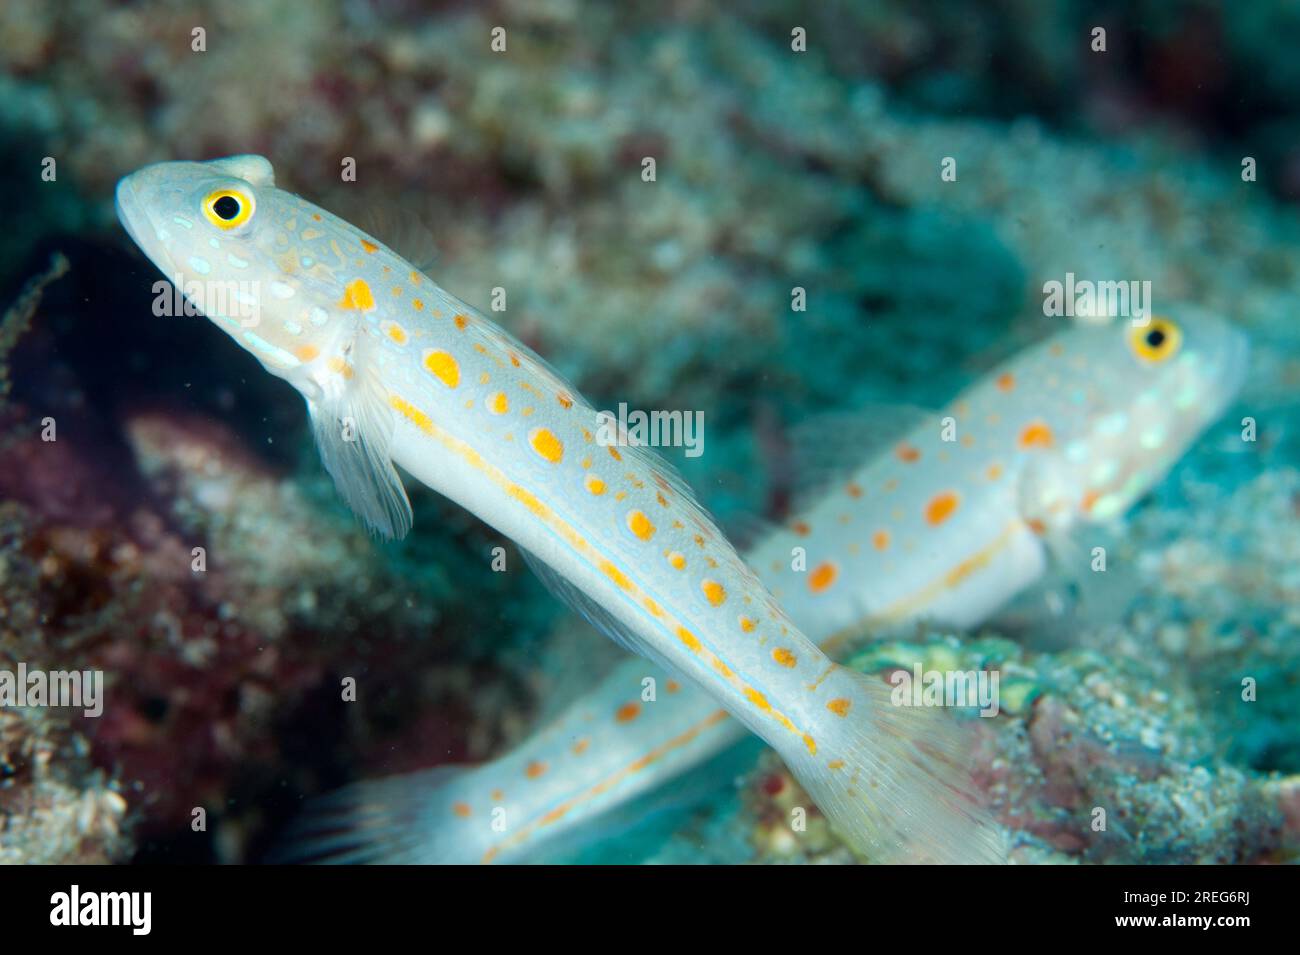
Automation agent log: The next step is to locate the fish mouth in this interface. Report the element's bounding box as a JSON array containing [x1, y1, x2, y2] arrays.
[[114, 176, 147, 247], [114, 175, 169, 273]]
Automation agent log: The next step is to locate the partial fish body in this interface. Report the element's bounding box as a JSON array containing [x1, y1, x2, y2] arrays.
[[279, 312, 1249, 864], [117, 155, 1006, 863]]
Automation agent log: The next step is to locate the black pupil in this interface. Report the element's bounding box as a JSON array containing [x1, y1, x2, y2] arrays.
[[1146, 328, 1166, 349], [213, 195, 241, 220]]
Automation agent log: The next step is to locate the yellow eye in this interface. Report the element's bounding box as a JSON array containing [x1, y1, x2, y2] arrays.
[[202, 188, 255, 229], [1129, 317, 1182, 364]]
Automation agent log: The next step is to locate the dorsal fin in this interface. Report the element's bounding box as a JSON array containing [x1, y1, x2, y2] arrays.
[[207, 154, 276, 187], [786, 404, 936, 514]]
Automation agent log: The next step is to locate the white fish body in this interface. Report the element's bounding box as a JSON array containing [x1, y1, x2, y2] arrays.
[[116, 155, 1007, 862]]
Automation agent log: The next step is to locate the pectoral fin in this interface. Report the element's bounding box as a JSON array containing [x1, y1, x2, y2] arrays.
[[307, 334, 413, 540]]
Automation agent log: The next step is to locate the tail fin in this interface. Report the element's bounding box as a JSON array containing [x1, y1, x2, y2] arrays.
[[268, 766, 481, 865], [787, 666, 1007, 864]]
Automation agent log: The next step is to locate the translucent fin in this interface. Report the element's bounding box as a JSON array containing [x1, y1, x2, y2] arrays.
[[788, 666, 1006, 864], [307, 331, 413, 540], [721, 511, 781, 553], [206, 154, 276, 187], [269, 766, 473, 865], [786, 405, 936, 514], [999, 521, 1135, 648], [359, 206, 440, 273], [518, 546, 670, 667]]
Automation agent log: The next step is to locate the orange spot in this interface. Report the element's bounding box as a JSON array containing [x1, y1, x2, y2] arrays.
[[384, 322, 408, 345], [529, 427, 564, 463], [790, 521, 810, 537], [422, 350, 460, 388], [616, 702, 641, 723], [828, 759, 845, 770], [745, 688, 771, 711], [557, 393, 573, 409], [986, 463, 1004, 481], [667, 552, 686, 571], [338, 278, 375, 311], [826, 698, 851, 717], [327, 356, 354, 379], [311, 213, 322, 222], [996, 372, 1015, 392], [772, 647, 797, 668], [1019, 421, 1054, 448], [601, 560, 633, 591], [803, 735, 817, 755], [572, 738, 589, 755], [872, 530, 890, 551], [491, 789, 504, 801], [739, 616, 757, 633], [666, 679, 681, 693], [627, 510, 655, 540], [677, 627, 702, 652], [846, 482, 863, 498], [452, 802, 471, 818], [453, 313, 468, 330], [808, 562, 838, 593], [1026, 517, 1047, 535], [925, 491, 960, 526], [895, 443, 920, 463], [525, 761, 547, 779], [360, 239, 378, 254], [644, 597, 663, 617], [1081, 489, 1100, 513], [294, 344, 320, 362], [608, 446, 622, 461], [509, 353, 521, 368], [702, 580, 727, 606], [584, 474, 606, 495], [409, 271, 422, 285], [412, 298, 425, 311]]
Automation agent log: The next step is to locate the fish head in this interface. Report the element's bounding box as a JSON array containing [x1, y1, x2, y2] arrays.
[[115, 155, 358, 387], [1016, 309, 1249, 525]]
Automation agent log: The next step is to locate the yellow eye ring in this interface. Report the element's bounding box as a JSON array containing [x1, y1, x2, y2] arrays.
[[202, 188, 255, 230], [1130, 317, 1182, 364]]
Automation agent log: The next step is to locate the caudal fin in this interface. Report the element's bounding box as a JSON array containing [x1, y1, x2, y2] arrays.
[[788, 666, 1007, 864], [268, 766, 480, 865]]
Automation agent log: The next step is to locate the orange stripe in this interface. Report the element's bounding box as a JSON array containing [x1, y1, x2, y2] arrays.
[[480, 709, 731, 863]]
